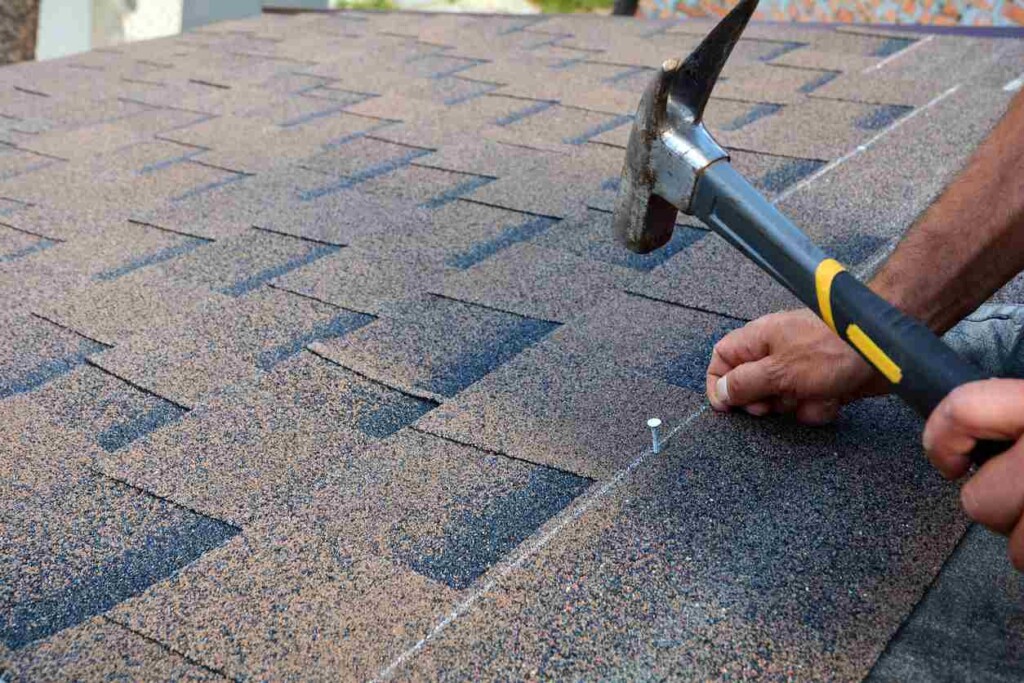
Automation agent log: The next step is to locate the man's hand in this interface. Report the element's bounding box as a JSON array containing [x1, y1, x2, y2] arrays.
[[924, 379, 1024, 569], [706, 309, 887, 424]]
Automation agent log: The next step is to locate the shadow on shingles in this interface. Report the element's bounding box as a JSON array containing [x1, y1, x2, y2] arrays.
[[396, 465, 593, 590], [0, 236, 57, 264], [758, 41, 807, 62], [416, 316, 559, 398], [1, 478, 239, 650], [564, 114, 634, 146], [256, 308, 375, 371], [719, 103, 783, 132], [855, 104, 914, 131], [96, 399, 188, 453], [221, 242, 341, 297], [661, 320, 744, 391], [340, 382, 439, 439], [537, 209, 707, 273], [798, 70, 840, 94], [0, 337, 109, 401], [753, 157, 826, 195], [823, 232, 888, 267], [93, 237, 207, 282], [872, 36, 915, 58], [435, 77, 501, 107], [604, 66, 657, 95], [446, 215, 558, 270], [419, 175, 494, 210]]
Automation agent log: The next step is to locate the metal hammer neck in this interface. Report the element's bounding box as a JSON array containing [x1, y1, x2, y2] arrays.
[[650, 122, 728, 215]]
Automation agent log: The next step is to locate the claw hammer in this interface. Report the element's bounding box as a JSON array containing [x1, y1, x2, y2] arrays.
[[612, 0, 1007, 464]]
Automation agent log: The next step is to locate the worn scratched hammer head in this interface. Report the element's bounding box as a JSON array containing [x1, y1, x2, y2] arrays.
[[613, 0, 759, 254]]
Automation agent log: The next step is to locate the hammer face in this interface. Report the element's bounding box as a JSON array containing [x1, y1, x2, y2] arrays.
[[611, 79, 728, 254]]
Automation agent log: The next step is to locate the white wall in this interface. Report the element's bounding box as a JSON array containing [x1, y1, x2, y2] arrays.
[[36, 0, 93, 60]]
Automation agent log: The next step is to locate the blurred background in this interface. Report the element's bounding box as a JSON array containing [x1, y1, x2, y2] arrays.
[[1, 0, 1022, 67]]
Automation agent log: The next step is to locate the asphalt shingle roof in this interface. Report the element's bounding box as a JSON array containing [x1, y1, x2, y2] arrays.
[[2, 8, 1024, 681]]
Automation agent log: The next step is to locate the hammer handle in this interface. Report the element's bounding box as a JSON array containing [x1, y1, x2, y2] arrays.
[[821, 266, 1005, 465], [693, 161, 1010, 466]]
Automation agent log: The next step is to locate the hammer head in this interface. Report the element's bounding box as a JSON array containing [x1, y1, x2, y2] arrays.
[[613, 0, 759, 254]]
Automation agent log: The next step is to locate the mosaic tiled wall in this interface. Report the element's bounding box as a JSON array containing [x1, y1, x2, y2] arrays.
[[640, 0, 1024, 27]]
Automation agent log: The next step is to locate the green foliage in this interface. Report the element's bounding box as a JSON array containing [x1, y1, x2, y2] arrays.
[[532, 0, 613, 13], [332, 0, 396, 9]]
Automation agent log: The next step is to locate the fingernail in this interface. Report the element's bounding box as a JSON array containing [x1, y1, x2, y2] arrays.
[[745, 404, 769, 417], [922, 428, 933, 453], [716, 376, 730, 406]]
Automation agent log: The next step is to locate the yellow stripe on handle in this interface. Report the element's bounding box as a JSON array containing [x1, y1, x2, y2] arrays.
[[814, 258, 845, 333], [847, 324, 903, 384]]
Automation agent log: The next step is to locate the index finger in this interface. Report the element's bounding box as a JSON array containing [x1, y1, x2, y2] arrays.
[[706, 318, 772, 411]]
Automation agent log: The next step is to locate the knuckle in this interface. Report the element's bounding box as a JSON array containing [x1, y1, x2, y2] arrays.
[[942, 387, 971, 425], [763, 358, 789, 393]]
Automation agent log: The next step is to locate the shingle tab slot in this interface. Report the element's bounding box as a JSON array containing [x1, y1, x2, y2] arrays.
[[299, 149, 433, 200], [720, 102, 783, 132], [400, 465, 592, 589], [798, 70, 840, 94], [755, 157, 826, 195], [95, 400, 189, 452], [564, 114, 634, 146], [0, 337, 109, 400], [255, 308, 375, 370], [94, 237, 207, 282], [856, 104, 914, 131], [446, 215, 558, 270], [220, 242, 341, 297], [1, 478, 239, 650], [662, 322, 743, 390]]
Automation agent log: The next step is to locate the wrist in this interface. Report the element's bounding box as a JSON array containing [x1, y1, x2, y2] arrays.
[[868, 268, 952, 334]]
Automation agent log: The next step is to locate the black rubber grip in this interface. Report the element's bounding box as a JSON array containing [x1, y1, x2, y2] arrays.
[[828, 271, 1010, 466]]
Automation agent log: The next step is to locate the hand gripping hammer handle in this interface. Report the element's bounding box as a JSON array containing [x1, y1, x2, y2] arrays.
[[693, 161, 1009, 466]]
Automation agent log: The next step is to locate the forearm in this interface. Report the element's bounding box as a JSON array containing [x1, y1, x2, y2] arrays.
[[869, 89, 1024, 334]]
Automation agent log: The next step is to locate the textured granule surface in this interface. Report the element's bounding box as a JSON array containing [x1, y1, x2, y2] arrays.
[[1, 8, 1023, 681]]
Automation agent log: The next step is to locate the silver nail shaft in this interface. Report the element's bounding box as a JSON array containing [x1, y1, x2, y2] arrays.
[[647, 417, 662, 454]]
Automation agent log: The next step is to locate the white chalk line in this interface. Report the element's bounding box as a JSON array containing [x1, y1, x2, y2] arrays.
[[375, 72, 963, 683], [772, 84, 961, 205], [372, 405, 710, 682], [862, 34, 934, 74], [1005, 73, 1024, 93]]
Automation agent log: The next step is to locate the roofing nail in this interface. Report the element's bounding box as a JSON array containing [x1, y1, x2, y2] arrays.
[[647, 417, 662, 454]]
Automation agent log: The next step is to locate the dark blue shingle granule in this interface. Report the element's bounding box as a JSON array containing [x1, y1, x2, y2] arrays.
[[401, 465, 592, 589], [446, 216, 557, 270], [219, 242, 340, 297], [0, 337, 109, 400], [872, 37, 915, 58], [255, 309, 375, 371], [755, 157, 826, 194], [662, 321, 744, 391], [94, 237, 206, 282], [798, 70, 840, 94], [758, 41, 807, 62], [856, 104, 913, 131], [1, 482, 238, 650], [414, 315, 559, 398], [720, 103, 783, 132], [96, 400, 188, 452], [346, 383, 438, 439]]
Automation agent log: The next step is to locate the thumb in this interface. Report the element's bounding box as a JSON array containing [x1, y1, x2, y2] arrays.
[[718, 358, 782, 407]]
